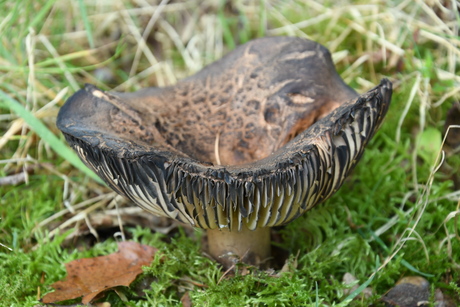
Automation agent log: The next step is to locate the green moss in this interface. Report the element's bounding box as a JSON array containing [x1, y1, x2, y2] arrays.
[[1, 0, 459, 306]]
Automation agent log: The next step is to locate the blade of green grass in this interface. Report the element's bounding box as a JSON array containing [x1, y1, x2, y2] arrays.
[[364, 228, 435, 278], [258, 0, 266, 37], [342, 258, 379, 303], [36, 49, 101, 67], [238, 14, 250, 44], [78, 0, 95, 49], [315, 281, 319, 307], [0, 90, 103, 184], [25, 0, 57, 35], [400, 259, 434, 278], [0, 41, 124, 74], [218, 1, 235, 50]]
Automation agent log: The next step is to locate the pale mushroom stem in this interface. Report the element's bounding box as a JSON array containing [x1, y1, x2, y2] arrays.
[[207, 227, 271, 268]]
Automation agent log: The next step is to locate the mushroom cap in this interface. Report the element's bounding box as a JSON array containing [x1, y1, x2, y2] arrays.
[[57, 37, 392, 231]]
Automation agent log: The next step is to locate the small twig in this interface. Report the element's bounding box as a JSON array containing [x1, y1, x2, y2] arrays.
[[218, 262, 236, 284], [0, 163, 40, 186], [35, 192, 116, 230], [214, 131, 222, 165], [178, 277, 209, 288], [0, 242, 13, 251], [217, 249, 251, 284], [0, 173, 27, 186]]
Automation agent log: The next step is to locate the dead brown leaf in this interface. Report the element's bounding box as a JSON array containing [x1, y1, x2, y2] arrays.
[[180, 292, 192, 307], [41, 241, 157, 304]]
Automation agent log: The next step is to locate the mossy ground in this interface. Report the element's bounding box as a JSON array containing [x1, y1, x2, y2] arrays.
[[1, 0, 459, 306]]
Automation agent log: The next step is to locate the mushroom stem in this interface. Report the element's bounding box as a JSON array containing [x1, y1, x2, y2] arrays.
[[207, 227, 271, 268]]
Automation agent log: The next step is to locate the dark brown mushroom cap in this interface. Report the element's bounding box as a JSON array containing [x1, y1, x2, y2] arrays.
[[57, 37, 392, 231]]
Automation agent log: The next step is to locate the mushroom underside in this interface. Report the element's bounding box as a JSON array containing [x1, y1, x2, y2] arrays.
[[59, 81, 392, 231]]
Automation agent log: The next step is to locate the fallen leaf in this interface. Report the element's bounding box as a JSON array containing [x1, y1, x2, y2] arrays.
[[181, 292, 192, 307], [42, 241, 157, 304]]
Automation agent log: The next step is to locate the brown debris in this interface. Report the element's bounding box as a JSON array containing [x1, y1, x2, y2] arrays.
[[41, 241, 157, 304], [180, 292, 192, 307]]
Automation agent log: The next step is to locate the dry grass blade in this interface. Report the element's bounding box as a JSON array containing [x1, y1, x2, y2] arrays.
[[129, 0, 169, 79], [376, 122, 454, 276]]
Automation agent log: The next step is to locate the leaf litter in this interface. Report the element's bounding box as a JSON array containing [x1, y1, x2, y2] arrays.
[[41, 241, 157, 304]]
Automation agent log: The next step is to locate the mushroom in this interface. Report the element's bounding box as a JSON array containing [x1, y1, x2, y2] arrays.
[[57, 37, 392, 268]]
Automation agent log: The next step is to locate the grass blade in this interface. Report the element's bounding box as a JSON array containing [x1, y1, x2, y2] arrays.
[[342, 258, 379, 303], [26, 0, 57, 35], [365, 228, 434, 278], [0, 90, 103, 184], [218, 1, 235, 50], [78, 0, 95, 49]]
